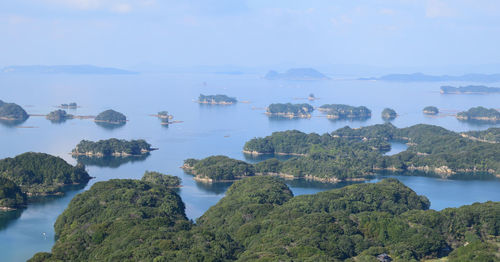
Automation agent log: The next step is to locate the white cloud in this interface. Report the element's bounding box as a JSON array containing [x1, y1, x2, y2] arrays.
[[426, 0, 454, 18]]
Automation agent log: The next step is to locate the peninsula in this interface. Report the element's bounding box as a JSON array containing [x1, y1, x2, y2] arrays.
[[198, 94, 237, 105], [264, 68, 329, 80], [72, 138, 155, 157], [94, 109, 127, 124], [318, 104, 371, 120], [266, 103, 314, 118], [456, 106, 500, 122], [441, 85, 500, 94]]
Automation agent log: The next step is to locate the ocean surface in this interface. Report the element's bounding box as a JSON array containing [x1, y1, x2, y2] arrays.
[[0, 73, 499, 261]]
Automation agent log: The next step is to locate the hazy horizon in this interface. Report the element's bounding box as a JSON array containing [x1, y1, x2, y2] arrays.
[[1, 1, 500, 74]]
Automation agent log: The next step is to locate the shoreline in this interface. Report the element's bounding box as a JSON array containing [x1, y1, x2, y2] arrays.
[[71, 148, 157, 157]]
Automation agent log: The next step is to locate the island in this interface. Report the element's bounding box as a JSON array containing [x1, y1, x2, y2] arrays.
[[440, 85, 500, 94], [307, 93, 317, 101], [29, 176, 500, 262], [72, 138, 155, 157], [423, 106, 439, 115], [264, 68, 329, 80], [141, 171, 181, 187], [182, 156, 254, 182], [0, 177, 27, 210], [46, 110, 74, 122], [456, 106, 500, 122], [0, 100, 29, 121], [381, 108, 397, 120], [243, 123, 500, 181], [0, 152, 90, 196], [318, 104, 371, 120], [359, 72, 500, 83], [94, 109, 127, 124], [198, 94, 237, 105], [2, 65, 137, 75], [266, 103, 314, 118], [59, 102, 77, 109]]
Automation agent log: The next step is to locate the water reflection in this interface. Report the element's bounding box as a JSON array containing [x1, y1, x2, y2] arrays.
[[0, 209, 23, 231], [0, 118, 28, 127], [74, 154, 151, 168], [457, 118, 500, 126], [94, 121, 126, 130]]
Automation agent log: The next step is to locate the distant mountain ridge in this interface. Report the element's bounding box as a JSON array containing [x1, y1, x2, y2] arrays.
[[360, 72, 500, 83], [2, 65, 137, 75], [264, 68, 329, 80]]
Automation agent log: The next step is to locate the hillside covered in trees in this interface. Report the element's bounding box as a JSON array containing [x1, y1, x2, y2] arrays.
[[457, 106, 500, 122], [423, 106, 439, 115], [0, 177, 27, 209], [0, 100, 29, 121], [72, 139, 153, 157], [243, 123, 500, 181], [318, 104, 371, 120], [183, 155, 254, 182], [94, 109, 127, 124], [266, 103, 314, 118], [46, 109, 73, 122], [0, 152, 90, 195], [381, 108, 397, 120], [29, 177, 500, 261], [198, 94, 237, 104]]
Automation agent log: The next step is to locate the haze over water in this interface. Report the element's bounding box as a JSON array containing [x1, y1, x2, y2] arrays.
[[0, 73, 499, 261]]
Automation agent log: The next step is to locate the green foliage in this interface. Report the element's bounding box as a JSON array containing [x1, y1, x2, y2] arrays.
[[95, 109, 127, 123], [0, 101, 29, 120], [29, 177, 500, 261], [0, 152, 90, 195], [199, 94, 237, 104], [46, 109, 73, 122], [319, 104, 371, 119], [381, 108, 397, 120], [423, 106, 439, 115], [464, 127, 500, 143], [73, 138, 152, 156], [267, 103, 313, 116], [184, 155, 255, 181], [457, 106, 500, 121], [141, 171, 181, 187], [0, 177, 27, 208]]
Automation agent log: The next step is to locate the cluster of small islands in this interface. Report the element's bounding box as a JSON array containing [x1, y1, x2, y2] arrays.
[[1, 70, 500, 261]]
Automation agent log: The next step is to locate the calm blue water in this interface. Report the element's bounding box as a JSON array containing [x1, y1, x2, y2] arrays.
[[0, 73, 499, 261]]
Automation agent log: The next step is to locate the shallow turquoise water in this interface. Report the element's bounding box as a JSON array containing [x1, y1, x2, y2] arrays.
[[0, 73, 499, 261]]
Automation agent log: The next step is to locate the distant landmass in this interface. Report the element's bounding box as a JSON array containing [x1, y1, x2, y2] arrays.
[[264, 68, 329, 80], [360, 73, 500, 83], [1, 65, 137, 75], [440, 85, 500, 94]]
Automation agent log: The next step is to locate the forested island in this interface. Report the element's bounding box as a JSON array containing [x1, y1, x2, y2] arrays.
[[182, 156, 254, 182], [46, 110, 74, 122], [72, 139, 154, 157], [242, 123, 500, 181], [381, 108, 397, 120], [94, 109, 127, 124], [264, 68, 329, 80], [423, 106, 439, 115], [29, 176, 500, 261], [441, 85, 500, 94], [266, 103, 314, 118], [456, 106, 500, 122], [59, 102, 77, 109], [0, 152, 90, 196], [198, 94, 237, 105], [318, 104, 371, 120], [0, 100, 29, 121]]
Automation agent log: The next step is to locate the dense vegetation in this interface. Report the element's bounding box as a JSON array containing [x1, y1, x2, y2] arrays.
[[183, 155, 255, 181], [0, 177, 27, 208], [94, 109, 127, 123], [463, 127, 500, 143], [441, 85, 500, 94], [46, 109, 73, 122], [318, 104, 371, 119], [457, 106, 500, 121], [423, 106, 439, 115], [0, 100, 29, 120], [381, 108, 397, 120], [142, 171, 181, 187], [72, 138, 153, 157], [198, 94, 237, 104], [266, 103, 314, 118], [244, 123, 500, 180], [60, 102, 77, 109], [30, 177, 500, 261], [0, 152, 90, 195]]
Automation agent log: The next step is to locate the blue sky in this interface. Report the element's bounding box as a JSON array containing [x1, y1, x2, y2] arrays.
[[1, 0, 499, 71]]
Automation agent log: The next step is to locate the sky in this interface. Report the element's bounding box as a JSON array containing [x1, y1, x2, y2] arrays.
[[1, 0, 500, 72]]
